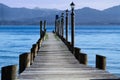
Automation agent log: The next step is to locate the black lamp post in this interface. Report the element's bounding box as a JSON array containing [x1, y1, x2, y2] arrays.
[[58, 17, 61, 36], [61, 13, 64, 38], [70, 2, 75, 53], [55, 15, 58, 33], [66, 9, 68, 42], [40, 21, 42, 38], [44, 20, 46, 32]]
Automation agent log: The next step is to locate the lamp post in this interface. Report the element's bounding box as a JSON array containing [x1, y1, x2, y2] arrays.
[[66, 9, 68, 42], [55, 15, 59, 33], [44, 20, 46, 32], [61, 13, 64, 38], [58, 17, 60, 36], [40, 21, 42, 38], [70, 2, 75, 53]]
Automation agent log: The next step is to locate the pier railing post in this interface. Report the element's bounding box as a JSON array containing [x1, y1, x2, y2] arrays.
[[1, 65, 17, 80], [30, 47, 34, 65], [67, 41, 72, 51], [74, 47, 88, 65], [33, 44, 38, 57], [74, 47, 80, 58], [19, 52, 30, 74], [96, 55, 106, 70], [79, 53, 88, 65]]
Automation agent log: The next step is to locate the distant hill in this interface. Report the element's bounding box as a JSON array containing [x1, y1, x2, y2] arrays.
[[0, 3, 120, 25]]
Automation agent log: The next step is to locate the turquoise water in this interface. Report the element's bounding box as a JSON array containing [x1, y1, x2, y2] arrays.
[[74, 25, 120, 77], [0, 25, 120, 78]]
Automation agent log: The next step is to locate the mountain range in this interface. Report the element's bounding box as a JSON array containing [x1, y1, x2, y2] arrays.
[[0, 3, 120, 25]]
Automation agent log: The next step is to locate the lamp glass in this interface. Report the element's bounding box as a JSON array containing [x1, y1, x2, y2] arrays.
[[70, 2, 75, 9]]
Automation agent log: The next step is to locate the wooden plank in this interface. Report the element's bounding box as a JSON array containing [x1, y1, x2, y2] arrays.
[[18, 33, 119, 80]]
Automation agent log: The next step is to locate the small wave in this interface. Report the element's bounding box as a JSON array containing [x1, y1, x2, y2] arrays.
[[81, 48, 120, 52], [0, 56, 18, 59], [13, 38, 31, 41], [0, 50, 11, 53]]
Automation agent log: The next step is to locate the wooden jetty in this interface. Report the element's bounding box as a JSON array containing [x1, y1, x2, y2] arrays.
[[1, 2, 120, 80], [17, 33, 119, 80]]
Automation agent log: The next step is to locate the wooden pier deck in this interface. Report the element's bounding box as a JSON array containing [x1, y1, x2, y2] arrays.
[[18, 33, 119, 80]]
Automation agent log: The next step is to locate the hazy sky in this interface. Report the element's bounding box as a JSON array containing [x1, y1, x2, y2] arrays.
[[0, 0, 120, 10]]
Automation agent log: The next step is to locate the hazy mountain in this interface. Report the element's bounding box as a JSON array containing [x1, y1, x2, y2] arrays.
[[0, 3, 61, 25], [0, 3, 120, 25], [102, 5, 120, 24]]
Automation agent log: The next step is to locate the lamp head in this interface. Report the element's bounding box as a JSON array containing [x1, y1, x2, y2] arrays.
[[66, 9, 68, 13], [70, 2, 75, 9]]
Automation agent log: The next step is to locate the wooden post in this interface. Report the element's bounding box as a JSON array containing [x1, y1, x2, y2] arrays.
[[39, 38, 42, 47], [40, 21, 42, 38], [66, 9, 68, 42], [67, 41, 72, 51], [74, 47, 80, 58], [70, 2, 75, 54], [74, 47, 87, 65], [96, 55, 106, 70], [19, 52, 30, 74], [1, 65, 17, 80], [30, 48, 34, 65], [32, 44, 37, 59], [35, 43, 38, 55], [79, 53, 88, 65], [37, 40, 40, 51]]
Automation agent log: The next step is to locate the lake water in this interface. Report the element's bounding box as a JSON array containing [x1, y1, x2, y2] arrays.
[[0, 25, 120, 78]]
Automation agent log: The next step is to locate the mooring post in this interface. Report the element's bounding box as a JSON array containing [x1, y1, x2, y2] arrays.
[[74, 47, 80, 58], [1, 65, 17, 80], [39, 38, 42, 47], [66, 9, 69, 42], [67, 41, 72, 51], [70, 2, 75, 54], [34, 43, 38, 56], [37, 41, 40, 51], [40, 21, 43, 38], [96, 55, 106, 70], [30, 47, 34, 65], [19, 52, 30, 74], [74, 47, 87, 65], [79, 53, 88, 65], [32, 44, 37, 59]]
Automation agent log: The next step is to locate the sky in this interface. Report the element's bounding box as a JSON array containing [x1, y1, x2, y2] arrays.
[[0, 0, 120, 10]]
